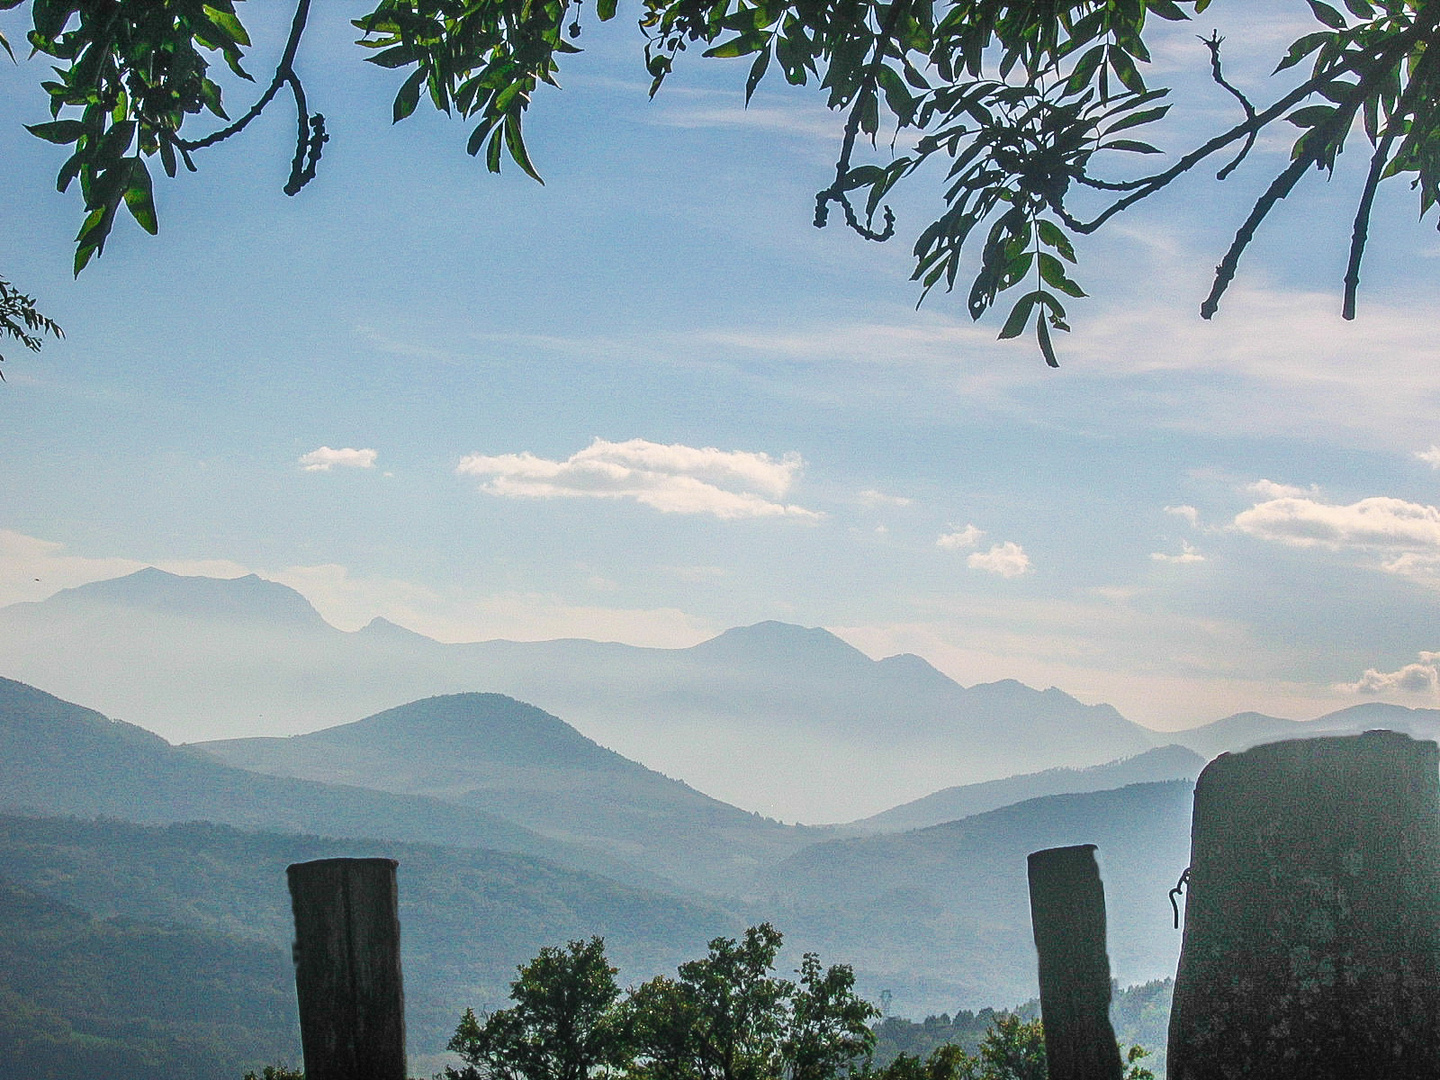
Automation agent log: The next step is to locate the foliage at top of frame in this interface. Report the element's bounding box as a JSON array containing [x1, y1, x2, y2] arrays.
[[7, 0, 1439, 363]]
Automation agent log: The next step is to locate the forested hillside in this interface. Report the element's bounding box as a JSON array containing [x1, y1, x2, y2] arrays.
[[0, 874, 298, 1080], [0, 813, 738, 1060]]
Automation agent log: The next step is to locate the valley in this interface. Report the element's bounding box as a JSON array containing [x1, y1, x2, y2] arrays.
[[1, 568, 1433, 1078]]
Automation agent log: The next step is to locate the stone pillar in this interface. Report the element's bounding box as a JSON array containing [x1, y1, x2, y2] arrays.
[[288, 857, 407, 1080], [1028, 844, 1123, 1080], [1168, 731, 1440, 1079]]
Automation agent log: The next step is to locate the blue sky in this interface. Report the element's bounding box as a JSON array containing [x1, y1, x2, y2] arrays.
[[2, 1, 1440, 734]]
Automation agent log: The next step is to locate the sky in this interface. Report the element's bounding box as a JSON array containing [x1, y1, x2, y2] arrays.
[[2, 1, 1440, 735]]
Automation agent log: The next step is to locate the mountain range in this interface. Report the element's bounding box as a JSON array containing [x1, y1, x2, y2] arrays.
[[197, 692, 821, 895], [0, 566, 1389, 821], [0, 673, 1197, 1035], [5, 568, 1439, 1077]]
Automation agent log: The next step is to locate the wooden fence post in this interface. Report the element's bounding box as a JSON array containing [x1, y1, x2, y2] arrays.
[[1027, 844, 1123, 1080], [287, 857, 407, 1080], [1167, 731, 1440, 1079]]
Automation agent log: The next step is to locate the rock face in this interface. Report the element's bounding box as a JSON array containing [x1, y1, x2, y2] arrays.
[[1168, 731, 1440, 1079]]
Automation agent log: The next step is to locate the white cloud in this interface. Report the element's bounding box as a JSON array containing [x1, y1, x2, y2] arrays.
[[937, 524, 984, 550], [1335, 652, 1440, 697], [456, 438, 820, 520], [1234, 494, 1440, 553], [1165, 505, 1200, 528], [1417, 446, 1440, 468], [300, 446, 378, 472], [1246, 479, 1315, 500], [1152, 540, 1205, 564], [859, 489, 912, 507], [968, 541, 1032, 577]]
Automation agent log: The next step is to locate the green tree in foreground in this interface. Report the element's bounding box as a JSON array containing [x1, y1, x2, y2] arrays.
[[447, 928, 1155, 1080], [447, 937, 631, 1080], [241, 1066, 304, 1080], [864, 1014, 1153, 1080], [450, 926, 877, 1080], [3, 0, 1438, 364]]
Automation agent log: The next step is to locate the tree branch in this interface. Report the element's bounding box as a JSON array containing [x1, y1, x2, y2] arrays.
[[1201, 32, 1257, 181], [1343, 40, 1436, 318], [171, 0, 315, 156], [814, 0, 909, 241]]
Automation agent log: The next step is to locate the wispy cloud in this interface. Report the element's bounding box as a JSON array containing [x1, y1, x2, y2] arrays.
[[859, 488, 913, 507], [300, 446, 378, 472], [1164, 504, 1201, 528], [456, 438, 820, 520], [937, 524, 984, 550], [1151, 540, 1205, 564], [1246, 479, 1316, 499], [968, 541, 1032, 577], [1417, 446, 1440, 468]]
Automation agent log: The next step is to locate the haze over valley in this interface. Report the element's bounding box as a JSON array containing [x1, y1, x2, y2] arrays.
[[3, 568, 1438, 1075], [7, 569, 1434, 822]]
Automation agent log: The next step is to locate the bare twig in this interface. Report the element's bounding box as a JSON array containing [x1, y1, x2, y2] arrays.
[[1201, 32, 1257, 180]]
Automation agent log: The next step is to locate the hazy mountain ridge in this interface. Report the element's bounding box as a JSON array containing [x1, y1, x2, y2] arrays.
[[0, 569, 1162, 820], [196, 693, 822, 895], [0, 670, 1203, 1025], [752, 781, 1196, 1012], [846, 745, 1206, 833], [1167, 702, 1440, 759], [0, 676, 676, 893]]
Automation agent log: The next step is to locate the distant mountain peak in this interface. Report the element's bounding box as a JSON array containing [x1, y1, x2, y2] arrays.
[[356, 616, 435, 642], [38, 569, 329, 629], [689, 621, 872, 664]]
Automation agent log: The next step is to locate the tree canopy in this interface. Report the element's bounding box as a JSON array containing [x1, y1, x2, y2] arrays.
[[445, 931, 1158, 1080], [3, 0, 1438, 364], [447, 926, 878, 1080]]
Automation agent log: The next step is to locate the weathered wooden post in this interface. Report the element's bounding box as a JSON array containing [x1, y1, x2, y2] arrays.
[[1168, 731, 1440, 1079], [1027, 844, 1124, 1080], [288, 857, 407, 1080]]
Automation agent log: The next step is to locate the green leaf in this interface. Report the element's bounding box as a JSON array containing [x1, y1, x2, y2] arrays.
[[1287, 104, 1335, 128], [1106, 105, 1170, 134], [366, 45, 419, 69], [1038, 253, 1086, 297], [597, 0, 617, 20], [504, 113, 544, 183], [1101, 138, 1162, 153], [705, 35, 763, 58], [1037, 220, 1075, 261], [25, 119, 84, 145], [998, 291, 1042, 339], [745, 46, 771, 102], [1064, 43, 1107, 94], [1036, 309, 1059, 367], [467, 118, 498, 157], [1306, 0, 1348, 29], [123, 158, 158, 235], [203, 5, 252, 47], [394, 68, 425, 122]]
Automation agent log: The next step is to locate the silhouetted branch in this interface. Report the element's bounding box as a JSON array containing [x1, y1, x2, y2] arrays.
[[172, 0, 324, 194], [1201, 33, 1256, 181]]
